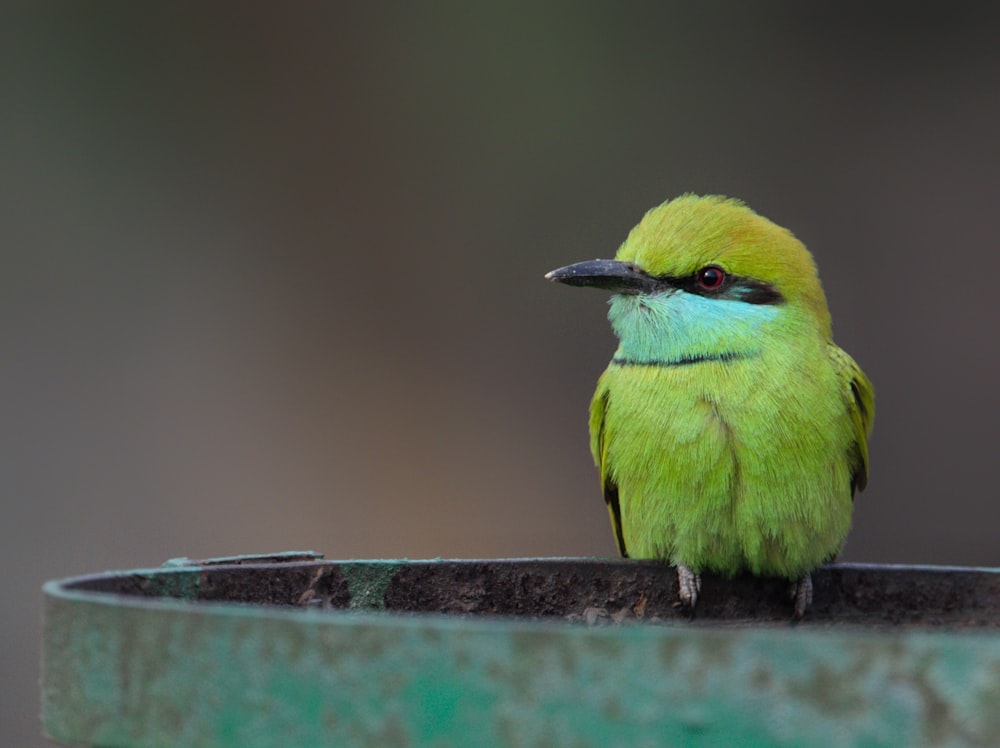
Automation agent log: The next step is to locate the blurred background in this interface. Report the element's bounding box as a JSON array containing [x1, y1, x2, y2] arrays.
[[3, 3, 999, 744]]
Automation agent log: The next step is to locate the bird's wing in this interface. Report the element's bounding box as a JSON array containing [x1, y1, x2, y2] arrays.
[[829, 345, 875, 496], [590, 378, 628, 557]]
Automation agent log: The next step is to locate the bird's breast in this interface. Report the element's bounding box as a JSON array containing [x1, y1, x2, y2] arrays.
[[597, 349, 855, 572]]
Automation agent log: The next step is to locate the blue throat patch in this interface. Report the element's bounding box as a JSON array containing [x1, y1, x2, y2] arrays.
[[608, 289, 780, 366]]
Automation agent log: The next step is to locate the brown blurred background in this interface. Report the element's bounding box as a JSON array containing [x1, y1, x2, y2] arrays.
[[3, 3, 999, 744]]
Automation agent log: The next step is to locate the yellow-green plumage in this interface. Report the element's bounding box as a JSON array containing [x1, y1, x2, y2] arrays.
[[549, 195, 873, 606]]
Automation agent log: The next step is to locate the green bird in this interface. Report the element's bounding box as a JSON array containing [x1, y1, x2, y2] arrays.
[[546, 195, 874, 617]]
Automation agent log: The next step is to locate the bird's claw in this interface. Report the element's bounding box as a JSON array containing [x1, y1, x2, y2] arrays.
[[676, 564, 702, 610], [790, 572, 813, 619]]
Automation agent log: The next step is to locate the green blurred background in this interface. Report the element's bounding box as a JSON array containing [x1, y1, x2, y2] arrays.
[[4, 3, 999, 744]]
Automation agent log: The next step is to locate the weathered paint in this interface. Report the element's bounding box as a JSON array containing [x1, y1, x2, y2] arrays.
[[42, 557, 1000, 747], [340, 561, 403, 611]]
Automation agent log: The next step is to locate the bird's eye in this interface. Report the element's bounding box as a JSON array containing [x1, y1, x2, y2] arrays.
[[696, 265, 726, 290]]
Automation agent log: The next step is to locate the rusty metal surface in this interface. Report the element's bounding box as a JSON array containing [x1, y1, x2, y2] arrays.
[[42, 556, 1000, 747]]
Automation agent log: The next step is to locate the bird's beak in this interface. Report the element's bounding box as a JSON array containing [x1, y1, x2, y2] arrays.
[[545, 259, 659, 295]]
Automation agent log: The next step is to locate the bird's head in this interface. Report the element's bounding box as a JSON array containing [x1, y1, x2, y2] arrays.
[[546, 195, 833, 365]]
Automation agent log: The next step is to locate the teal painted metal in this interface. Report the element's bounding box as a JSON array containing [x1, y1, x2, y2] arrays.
[[42, 556, 1000, 747]]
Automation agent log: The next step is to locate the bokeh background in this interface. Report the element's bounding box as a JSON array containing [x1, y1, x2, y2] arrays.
[[4, 3, 999, 744]]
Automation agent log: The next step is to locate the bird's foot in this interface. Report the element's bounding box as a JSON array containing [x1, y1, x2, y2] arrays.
[[789, 572, 813, 619], [676, 564, 702, 611]]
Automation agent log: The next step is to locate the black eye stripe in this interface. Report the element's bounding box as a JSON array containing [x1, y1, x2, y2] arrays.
[[654, 271, 785, 305], [731, 279, 784, 305]]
